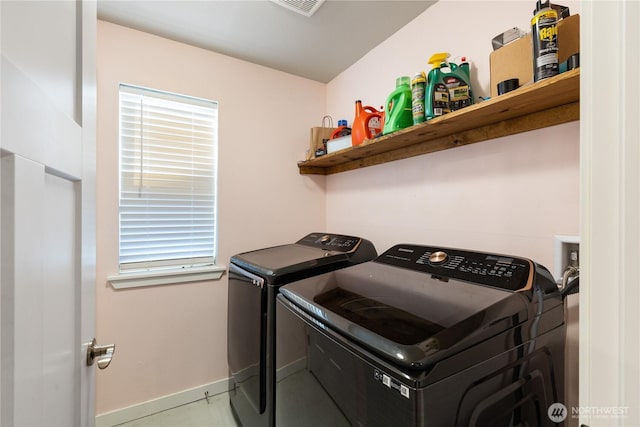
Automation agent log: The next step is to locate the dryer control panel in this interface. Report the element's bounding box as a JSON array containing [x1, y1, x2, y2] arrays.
[[296, 233, 362, 252], [376, 244, 533, 292]]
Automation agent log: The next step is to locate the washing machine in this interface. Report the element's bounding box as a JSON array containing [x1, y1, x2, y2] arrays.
[[227, 232, 377, 427], [277, 243, 566, 426]]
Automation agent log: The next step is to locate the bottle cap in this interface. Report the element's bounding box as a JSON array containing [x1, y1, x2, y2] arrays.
[[534, 0, 549, 14], [396, 76, 411, 87], [428, 52, 450, 68], [338, 120, 348, 127], [412, 72, 426, 84]]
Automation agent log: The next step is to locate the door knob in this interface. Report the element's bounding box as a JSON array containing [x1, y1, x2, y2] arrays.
[[87, 338, 115, 369]]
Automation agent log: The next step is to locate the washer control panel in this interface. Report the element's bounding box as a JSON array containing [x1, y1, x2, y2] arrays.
[[296, 233, 361, 252], [377, 244, 532, 291]]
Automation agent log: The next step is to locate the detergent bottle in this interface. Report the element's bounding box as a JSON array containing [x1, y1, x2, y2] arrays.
[[425, 53, 450, 120], [352, 100, 384, 146], [382, 76, 413, 135], [330, 119, 351, 139]]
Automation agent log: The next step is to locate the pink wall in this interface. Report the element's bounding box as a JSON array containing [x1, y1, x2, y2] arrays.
[[325, 0, 581, 269], [323, 125, 579, 268], [96, 21, 327, 414]]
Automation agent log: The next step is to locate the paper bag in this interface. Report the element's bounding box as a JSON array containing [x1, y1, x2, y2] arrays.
[[307, 127, 336, 160]]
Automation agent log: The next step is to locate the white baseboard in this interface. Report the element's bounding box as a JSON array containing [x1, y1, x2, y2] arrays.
[[95, 378, 230, 427]]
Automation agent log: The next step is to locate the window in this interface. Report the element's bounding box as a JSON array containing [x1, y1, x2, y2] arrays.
[[117, 84, 218, 278]]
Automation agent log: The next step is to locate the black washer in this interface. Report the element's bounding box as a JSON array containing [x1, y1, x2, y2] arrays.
[[277, 243, 566, 426]]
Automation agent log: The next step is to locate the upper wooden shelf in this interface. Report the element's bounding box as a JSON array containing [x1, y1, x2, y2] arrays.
[[298, 69, 580, 175]]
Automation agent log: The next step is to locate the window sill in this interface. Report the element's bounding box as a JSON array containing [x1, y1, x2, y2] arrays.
[[108, 265, 226, 289]]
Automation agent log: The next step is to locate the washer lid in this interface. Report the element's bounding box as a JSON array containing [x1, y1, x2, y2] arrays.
[[279, 244, 559, 369], [280, 262, 526, 369], [230, 233, 376, 284]]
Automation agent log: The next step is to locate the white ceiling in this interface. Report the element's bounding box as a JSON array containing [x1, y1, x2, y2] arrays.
[[97, 0, 437, 83]]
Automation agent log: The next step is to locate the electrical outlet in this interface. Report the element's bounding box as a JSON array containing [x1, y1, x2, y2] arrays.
[[553, 235, 580, 281]]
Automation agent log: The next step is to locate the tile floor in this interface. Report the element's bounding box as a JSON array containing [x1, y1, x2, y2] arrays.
[[114, 368, 343, 426], [116, 392, 239, 427]]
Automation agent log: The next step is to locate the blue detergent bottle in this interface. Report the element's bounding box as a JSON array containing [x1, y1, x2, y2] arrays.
[[383, 76, 413, 135]]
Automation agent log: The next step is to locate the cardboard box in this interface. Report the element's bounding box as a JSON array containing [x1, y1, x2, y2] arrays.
[[490, 13, 580, 98], [327, 135, 352, 154]]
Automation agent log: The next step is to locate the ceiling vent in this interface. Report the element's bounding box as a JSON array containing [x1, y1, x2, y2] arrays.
[[269, 0, 326, 17]]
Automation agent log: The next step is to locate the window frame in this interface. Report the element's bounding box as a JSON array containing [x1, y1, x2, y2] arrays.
[[109, 84, 225, 288]]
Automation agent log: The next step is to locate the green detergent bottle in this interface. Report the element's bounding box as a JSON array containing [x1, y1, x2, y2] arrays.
[[383, 76, 413, 135], [425, 53, 450, 120]]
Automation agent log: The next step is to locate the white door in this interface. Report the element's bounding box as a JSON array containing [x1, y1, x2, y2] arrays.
[[1, 1, 100, 426]]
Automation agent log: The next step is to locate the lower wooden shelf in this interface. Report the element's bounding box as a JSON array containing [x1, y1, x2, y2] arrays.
[[298, 69, 580, 175]]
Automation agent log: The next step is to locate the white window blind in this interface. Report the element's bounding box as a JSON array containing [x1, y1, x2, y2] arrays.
[[119, 84, 218, 272]]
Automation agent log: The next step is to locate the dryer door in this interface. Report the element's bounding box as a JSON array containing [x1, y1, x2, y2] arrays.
[[228, 263, 267, 414]]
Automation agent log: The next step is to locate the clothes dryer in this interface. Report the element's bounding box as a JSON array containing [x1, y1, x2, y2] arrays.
[[227, 233, 377, 427]]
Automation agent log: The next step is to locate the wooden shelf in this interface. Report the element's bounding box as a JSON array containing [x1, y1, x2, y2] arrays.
[[298, 69, 580, 175]]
